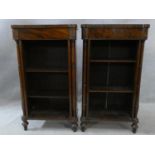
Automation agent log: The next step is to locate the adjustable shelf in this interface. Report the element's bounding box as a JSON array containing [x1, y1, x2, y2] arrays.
[[89, 87, 134, 93], [12, 25, 77, 131], [81, 24, 150, 133], [90, 59, 136, 63], [28, 90, 69, 99], [26, 68, 68, 73], [29, 110, 69, 120]]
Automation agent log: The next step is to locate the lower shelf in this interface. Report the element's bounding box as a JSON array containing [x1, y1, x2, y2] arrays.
[[28, 97, 70, 120], [29, 110, 69, 120], [88, 110, 131, 121], [89, 93, 133, 114], [28, 90, 69, 99], [89, 87, 134, 93]]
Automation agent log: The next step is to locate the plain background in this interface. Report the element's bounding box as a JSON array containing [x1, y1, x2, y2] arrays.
[[0, 0, 155, 154], [0, 19, 155, 104], [0, 19, 155, 135]]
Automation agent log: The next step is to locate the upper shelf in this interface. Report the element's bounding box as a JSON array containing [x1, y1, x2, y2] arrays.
[[26, 68, 68, 73], [90, 60, 136, 63], [81, 24, 150, 40], [89, 87, 134, 93]]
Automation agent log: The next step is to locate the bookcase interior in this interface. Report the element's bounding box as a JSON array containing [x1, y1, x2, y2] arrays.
[[89, 40, 138, 118], [90, 40, 138, 60], [23, 40, 68, 71], [89, 93, 133, 117], [22, 40, 69, 118]]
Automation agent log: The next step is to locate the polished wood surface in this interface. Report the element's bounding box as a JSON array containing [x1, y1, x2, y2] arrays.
[[81, 24, 149, 40], [12, 25, 78, 131], [81, 24, 150, 133], [12, 25, 77, 40]]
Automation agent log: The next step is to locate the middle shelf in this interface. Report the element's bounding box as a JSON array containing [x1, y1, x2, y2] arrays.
[[28, 90, 69, 99], [26, 68, 68, 73], [89, 87, 134, 93], [90, 59, 136, 63], [26, 72, 69, 100]]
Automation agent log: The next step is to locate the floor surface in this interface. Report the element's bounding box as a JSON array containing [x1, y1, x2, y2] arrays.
[[0, 100, 154, 135]]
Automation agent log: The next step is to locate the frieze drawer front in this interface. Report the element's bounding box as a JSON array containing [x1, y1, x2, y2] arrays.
[[12, 25, 78, 131], [81, 24, 149, 40], [81, 24, 150, 133]]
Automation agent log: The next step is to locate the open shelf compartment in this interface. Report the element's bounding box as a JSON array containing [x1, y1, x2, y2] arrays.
[[90, 40, 138, 61], [28, 97, 69, 119], [89, 63, 135, 91], [88, 40, 137, 120], [26, 72, 69, 98], [23, 40, 68, 71], [89, 92, 133, 118], [26, 72, 69, 118]]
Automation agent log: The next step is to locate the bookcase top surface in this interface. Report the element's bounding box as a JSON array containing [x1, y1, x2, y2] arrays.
[[12, 25, 77, 40], [11, 24, 77, 29], [81, 24, 150, 29], [81, 24, 150, 40]]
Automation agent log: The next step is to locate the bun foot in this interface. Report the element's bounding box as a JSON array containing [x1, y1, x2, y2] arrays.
[[80, 122, 86, 132], [22, 116, 28, 131], [132, 127, 137, 133], [71, 122, 78, 132], [131, 118, 138, 134]]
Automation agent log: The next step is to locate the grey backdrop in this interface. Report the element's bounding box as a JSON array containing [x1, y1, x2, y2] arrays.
[[0, 19, 154, 105]]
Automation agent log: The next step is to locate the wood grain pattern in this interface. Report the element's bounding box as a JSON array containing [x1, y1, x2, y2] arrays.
[[12, 25, 77, 131], [82, 24, 150, 40], [81, 24, 150, 133], [12, 25, 77, 40]]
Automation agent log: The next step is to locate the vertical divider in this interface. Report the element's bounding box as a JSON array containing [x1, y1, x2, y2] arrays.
[[71, 40, 77, 119], [132, 40, 145, 119], [68, 40, 72, 119], [17, 40, 29, 118], [135, 41, 145, 118], [105, 40, 111, 111], [132, 40, 142, 119], [82, 40, 87, 118], [86, 40, 90, 117]]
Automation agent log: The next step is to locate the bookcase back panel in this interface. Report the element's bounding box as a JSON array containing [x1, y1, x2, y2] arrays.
[[90, 41, 109, 59], [89, 93, 106, 112], [23, 40, 68, 70], [89, 93, 132, 117], [107, 93, 132, 114], [110, 41, 138, 60], [89, 63, 135, 89], [90, 64, 108, 88], [90, 40, 138, 60], [108, 64, 135, 88], [28, 98, 69, 118], [27, 73, 68, 96]]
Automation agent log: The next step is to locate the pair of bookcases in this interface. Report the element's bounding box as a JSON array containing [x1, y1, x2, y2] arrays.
[[12, 24, 149, 133]]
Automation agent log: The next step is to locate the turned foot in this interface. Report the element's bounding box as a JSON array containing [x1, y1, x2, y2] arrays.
[[22, 116, 28, 131], [131, 118, 139, 133], [71, 122, 78, 132], [80, 122, 86, 132]]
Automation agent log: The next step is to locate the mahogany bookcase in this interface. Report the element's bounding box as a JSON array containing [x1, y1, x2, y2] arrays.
[[12, 25, 78, 131], [81, 24, 149, 133]]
